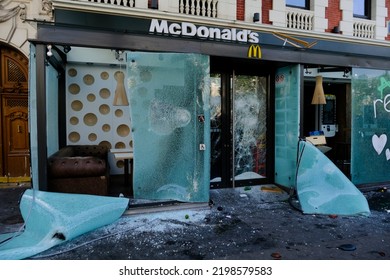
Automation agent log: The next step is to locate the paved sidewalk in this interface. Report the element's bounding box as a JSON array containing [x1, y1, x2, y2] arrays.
[[20, 185, 390, 260], [0, 183, 29, 235]]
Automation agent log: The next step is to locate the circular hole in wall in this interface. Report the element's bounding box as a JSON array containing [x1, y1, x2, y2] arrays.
[[102, 124, 110, 132], [99, 88, 111, 99], [71, 100, 83, 111], [87, 93, 96, 102], [68, 132, 80, 142], [129, 140, 133, 148], [83, 74, 95, 85], [99, 141, 112, 149], [114, 71, 125, 80], [115, 109, 123, 117], [100, 71, 109, 80], [117, 124, 130, 137], [69, 116, 79, 125], [99, 104, 110, 115], [115, 142, 126, 149], [116, 160, 124, 168], [83, 113, 98, 126], [69, 84, 80, 94], [68, 68, 77, 77], [88, 133, 97, 141]]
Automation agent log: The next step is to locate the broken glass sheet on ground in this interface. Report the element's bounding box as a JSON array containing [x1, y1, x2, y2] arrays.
[[296, 140, 370, 216], [0, 189, 129, 260]]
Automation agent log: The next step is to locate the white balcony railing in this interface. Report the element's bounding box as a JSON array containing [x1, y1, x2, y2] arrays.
[[85, 0, 136, 8], [82, 1, 219, 18], [353, 18, 375, 39], [179, 0, 218, 18], [286, 8, 314, 31]]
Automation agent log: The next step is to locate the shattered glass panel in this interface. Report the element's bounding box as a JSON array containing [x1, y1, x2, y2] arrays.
[[0, 189, 129, 260], [233, 75, 267, 179], [210, 75, 222, 181], [351, 68, 390, 184], [296, 141, 370, 216], [274, 65, 300, 188], [127, 52, 210, 202]]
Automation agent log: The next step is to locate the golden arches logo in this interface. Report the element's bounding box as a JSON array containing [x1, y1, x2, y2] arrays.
[[247, 44, 262, 59]]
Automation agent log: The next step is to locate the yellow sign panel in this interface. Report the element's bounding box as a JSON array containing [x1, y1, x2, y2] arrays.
[[247, 44, 262, 59]]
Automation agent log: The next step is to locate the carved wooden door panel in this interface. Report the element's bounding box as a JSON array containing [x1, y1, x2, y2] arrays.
[[0, 46, 29, 177], [2, 95, 30, 177]]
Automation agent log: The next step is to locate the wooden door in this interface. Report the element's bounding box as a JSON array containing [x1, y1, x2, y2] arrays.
[[2, 95, 30, 177], [0, 46, 30, 178]]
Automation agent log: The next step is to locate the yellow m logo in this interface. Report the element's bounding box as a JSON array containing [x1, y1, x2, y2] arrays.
[[247, 44, 262, 59]]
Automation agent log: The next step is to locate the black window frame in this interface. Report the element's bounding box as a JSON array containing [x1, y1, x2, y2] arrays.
[[353, 0, 371, 20], [286, 0, 310, 10]]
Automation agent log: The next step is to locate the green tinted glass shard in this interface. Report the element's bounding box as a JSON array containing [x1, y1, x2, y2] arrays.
[[296, 141, 370, 216], [0, 190, 128, 260]]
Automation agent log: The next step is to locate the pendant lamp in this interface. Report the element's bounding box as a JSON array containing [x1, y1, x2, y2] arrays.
[[113, 71, 129, 106], [311, 75, 326, 105]]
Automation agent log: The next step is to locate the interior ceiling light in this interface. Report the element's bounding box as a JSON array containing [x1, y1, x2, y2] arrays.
[[46, 45, 52, 57]]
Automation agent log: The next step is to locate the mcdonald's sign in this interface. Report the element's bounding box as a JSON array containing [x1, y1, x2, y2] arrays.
[[247, 44, 262, 59]]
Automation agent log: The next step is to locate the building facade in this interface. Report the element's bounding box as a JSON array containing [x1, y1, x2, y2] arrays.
[[1, 0, 390, 202], [0, 0, 52, 180]]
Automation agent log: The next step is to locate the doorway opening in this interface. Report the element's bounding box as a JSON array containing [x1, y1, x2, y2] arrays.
[[303, 66, 352, 178], [210, 57, 274, 188]]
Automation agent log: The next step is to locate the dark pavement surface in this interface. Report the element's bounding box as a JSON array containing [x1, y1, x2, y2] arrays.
[[1, 184, 388, 260]]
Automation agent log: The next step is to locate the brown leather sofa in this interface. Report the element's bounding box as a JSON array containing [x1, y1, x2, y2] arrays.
[[47, 145, 110, 196]]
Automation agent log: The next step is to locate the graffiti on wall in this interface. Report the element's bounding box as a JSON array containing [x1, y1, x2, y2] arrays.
[[352, 71, 390, 184], [371, 77, 390, 160]]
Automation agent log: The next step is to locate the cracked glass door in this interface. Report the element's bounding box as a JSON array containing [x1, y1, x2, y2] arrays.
[[210, 72, 268, 187]]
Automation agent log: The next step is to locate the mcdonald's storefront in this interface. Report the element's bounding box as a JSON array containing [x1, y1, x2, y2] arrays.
[[30, 7, 390, 203]]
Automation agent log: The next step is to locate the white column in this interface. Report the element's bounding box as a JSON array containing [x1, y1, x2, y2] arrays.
[[373, 0, 388, 40], [312, 0, 328, 32], [217, 0, 237, 20], [158, 0, 180, 13], [134, 0, 148, 9], [339, 0, 354, 36], [245, 0, 261, 23], [269, 0, 286, 27]]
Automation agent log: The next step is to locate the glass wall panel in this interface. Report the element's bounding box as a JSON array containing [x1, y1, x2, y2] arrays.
[[46, 63, 59, 157], [351, 68, 390, 184], [29, 45, 38, 190], [274, 65, 301, 188], [127, 52, 210, 202]]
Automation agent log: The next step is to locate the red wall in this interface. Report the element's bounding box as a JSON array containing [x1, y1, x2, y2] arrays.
[[326, 0, 342, 33], [262, 0, 272, 24], [237, 0, 245, 20]]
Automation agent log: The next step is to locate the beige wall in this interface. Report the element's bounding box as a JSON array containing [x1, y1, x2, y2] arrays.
[[0, 0, 52, 56]]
